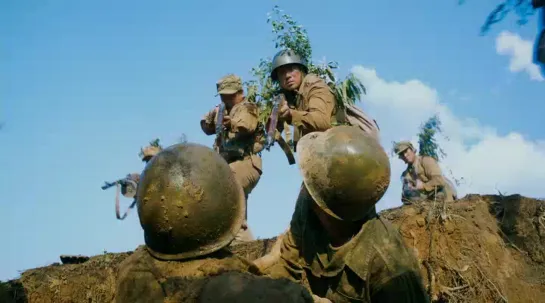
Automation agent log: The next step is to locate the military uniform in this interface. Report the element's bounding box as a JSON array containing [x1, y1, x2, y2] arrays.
[[265, 189, 428, 303], [269, 49, 379, 149], [200, 74, 264, 243], [257, 127, 429, 303], [115, 143, 313, 303], [281, 73, 336, 146], [394, 141, 456, 204]]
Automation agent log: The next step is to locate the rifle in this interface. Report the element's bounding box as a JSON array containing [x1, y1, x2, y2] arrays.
[[101, 178, 130, 190], [101, 175, 138, 220], [265, 95, 282, 151], [264, 95, 296, 165], [215, 103, 226, 149]]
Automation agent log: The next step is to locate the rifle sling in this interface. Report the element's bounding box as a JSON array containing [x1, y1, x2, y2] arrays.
[[115, 183, 137, 220], [275, 130, 296, 165]]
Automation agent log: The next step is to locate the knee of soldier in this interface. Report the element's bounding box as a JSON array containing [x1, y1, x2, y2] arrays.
[[198, 271, 313, 303]]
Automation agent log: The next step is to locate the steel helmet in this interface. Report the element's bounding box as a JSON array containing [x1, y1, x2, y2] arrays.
[[136, 142, 246, 260], [297, 126, 391, 221], [270, 49, 309, 81]]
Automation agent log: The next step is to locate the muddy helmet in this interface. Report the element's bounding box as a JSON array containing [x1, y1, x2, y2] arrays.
[[270, 49, 309, 81], [136, 142, 246, 261], [297, 126, 391, 221]]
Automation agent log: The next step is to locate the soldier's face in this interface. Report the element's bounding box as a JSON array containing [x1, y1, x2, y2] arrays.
[[220, 91, 244, 105], [399, 148, 416, 164], [277, 65, 303, 91]]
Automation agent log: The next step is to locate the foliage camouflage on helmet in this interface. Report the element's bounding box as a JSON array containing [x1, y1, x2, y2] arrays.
[[139, 138, 163, 162], [270, 49, 308, 81], [297, 126, 391, 221], [136, 142, 246, 261]]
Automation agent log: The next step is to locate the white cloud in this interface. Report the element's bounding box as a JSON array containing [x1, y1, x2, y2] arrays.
[[495, 30, 544, 82], [351, 66, 545, 210]]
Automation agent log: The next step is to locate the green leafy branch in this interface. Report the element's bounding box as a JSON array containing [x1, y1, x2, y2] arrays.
[[417, 114, 446, 161], [138, 138, 163, 158]]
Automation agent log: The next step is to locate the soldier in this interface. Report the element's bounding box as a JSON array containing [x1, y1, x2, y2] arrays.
[[254, 126, 429, 303], [114, 143, 314, 303], [394, 141, 457, 205], [200, 74, 264, 244], [269, 49, 380, 149], [268, 49, 335, 150], [118, 142, 163, 197]]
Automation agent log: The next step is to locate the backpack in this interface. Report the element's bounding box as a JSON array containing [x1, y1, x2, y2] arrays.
[[341, 103, 381, 141]]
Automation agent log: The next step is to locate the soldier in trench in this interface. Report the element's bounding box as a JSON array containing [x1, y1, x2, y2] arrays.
[[254, 126, 429, 303], [115, 143, 163, 213], [114, 143, 314, 303], [200, 74, 265, 244], [393, 141, 457, 205]]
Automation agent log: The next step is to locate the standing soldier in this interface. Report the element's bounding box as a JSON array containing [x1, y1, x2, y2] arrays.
[[255, 127, 429, 303], [394, 141, 457, 205], [200, 74, 265, 244], [268, 49, 335, 149], [114, 143, 314, 303]]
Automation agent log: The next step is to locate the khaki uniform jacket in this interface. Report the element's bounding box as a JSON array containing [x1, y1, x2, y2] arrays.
[[201, 100, 263, 172], [282, 74, 336, 146], [265, 188, 429, 303], [401, 155, 456, 203], [115, 246, 253, 303]]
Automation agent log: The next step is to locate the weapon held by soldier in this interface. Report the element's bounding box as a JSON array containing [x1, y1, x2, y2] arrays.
[[215, 102, 226, 149], [264, 94, 283, 151], [101, 140, 163, 220]]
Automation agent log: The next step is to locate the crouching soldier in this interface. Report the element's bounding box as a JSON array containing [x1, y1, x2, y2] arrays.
[[255, 126, 429, 303], [114, 142, 313, 303], [394, 141, 457, 205], [105, 142, 164, 220]]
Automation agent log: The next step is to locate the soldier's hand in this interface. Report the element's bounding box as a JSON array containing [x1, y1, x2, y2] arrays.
[[222, 115, 231, 128], [279, 103, 291, 120], [416, 180, 424, 190]]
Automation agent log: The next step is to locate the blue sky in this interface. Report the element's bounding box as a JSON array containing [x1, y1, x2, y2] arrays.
[[1, 0, 543, 281]]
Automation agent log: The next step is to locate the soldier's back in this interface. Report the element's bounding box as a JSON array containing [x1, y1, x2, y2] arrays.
[[115, 246, 314, 303]]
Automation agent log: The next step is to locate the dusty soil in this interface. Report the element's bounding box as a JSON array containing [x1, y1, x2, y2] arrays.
[[1, 194, 544, 303]]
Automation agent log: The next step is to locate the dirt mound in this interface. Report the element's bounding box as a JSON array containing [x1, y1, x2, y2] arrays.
[[1, 194, 544, 303], [382, 194, 545, 302]]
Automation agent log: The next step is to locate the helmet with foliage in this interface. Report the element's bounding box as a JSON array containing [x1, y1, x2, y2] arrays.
[[297, 126, 391, 221], [136, 142, 246, 261], [139, 138, 163, 162], [270, 49, 309, 81]]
